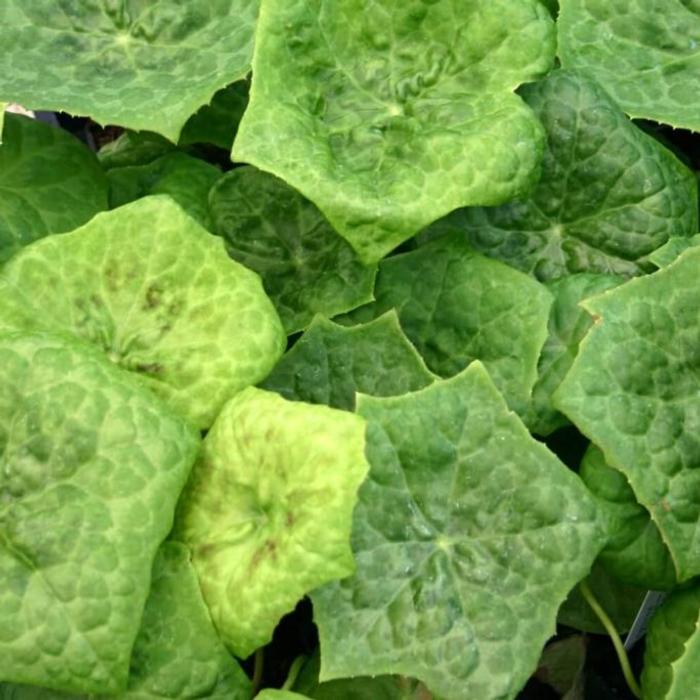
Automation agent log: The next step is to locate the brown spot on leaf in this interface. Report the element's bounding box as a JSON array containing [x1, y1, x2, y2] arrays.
[[249, 538, 278, 571]]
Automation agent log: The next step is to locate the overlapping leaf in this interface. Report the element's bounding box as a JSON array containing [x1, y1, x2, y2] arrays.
[[0, 196, 285, 429], [312, 364, 604, 700], [233, 0, 555, 263]]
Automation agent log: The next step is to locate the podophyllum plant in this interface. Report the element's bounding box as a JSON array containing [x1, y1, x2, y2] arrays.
[[1, 1, 700, 699]]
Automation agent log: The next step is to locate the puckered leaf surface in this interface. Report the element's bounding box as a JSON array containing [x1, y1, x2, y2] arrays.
[[233, 0, 555, 263], [0, 1, 260, 141], [555, 247, 700, 581], [261, 312, 435, 410], [0, 333, 199, 694], [342, 235, 551, 417], [174, 387, 369, 658], [421, 71, 697, 280], [559, 0, 700, 131], [209, 167, 376, 333], [0, 196, 285, 429], [642, 586, 700, 700], [311, 364, 604, 700], [0, 114, 108, 263]]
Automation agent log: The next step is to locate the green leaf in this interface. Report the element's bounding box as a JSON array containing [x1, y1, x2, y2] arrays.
[[179, 82, 249, 151], [527, 274, 623, 436], [341, 235, 552, 417], [558, 0, 700, 131], [0, 196, 285, 429], [261, 312, 435, 410], [420, 71, 698, 280], [535, 636, 586, 700], [0, 114, 108, 263], [648, 234, 700, 269], [311, 364, 604, 700], [0, 333, 199, 694], [554, 247, 700, 581], [580, 445, 676, 591], [98, 131, 174, 171], [125, 542, 251, 699], [0, 1, 260, 141], [174, 387, 369, 658], [233, 0, 555, 263], [642, 586, 700, 700], [256, 692, 310, 700], [557, 562, 646, 635], [107, 152, 222, 229], [209, 167, 376, 333]]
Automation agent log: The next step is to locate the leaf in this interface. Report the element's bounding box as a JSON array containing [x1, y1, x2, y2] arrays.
[[642, 586, 700, 700], [98, 131, 174, 171], [311, 363, 604, 700], [0, 1, 261, 141], [232, 0, 555, 263], [554, 247, 700, 581], [256, 692, 310, 700], [209, 167, 376, 333], [179, 82, 250, 151], [341, 235, 552, 418], [526, 273, 623, 436], [0, 333, 199, 694], [580, 445, 676, 591], [558, 0, 700, 131], [125, 542, 251, 700], [420, 70, 698, 280], [648, 234, 700, 269], [557, 562, 646, 635], [0, 114, 108, 263], [174, 387, 369, 658], [535, 636, 586, 700], [261, 312, 435, 410], [0, 196, 285, 429], [107, 152, 222, 229]]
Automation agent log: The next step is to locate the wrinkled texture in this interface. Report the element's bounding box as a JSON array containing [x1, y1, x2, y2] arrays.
[[0, 114, 107, 263], [559, 0, 700, 131], [342, 235, 551, 417], [233, 0, 555, 263], [0, 196, 285, 429], [0, 333, 198, 694], [262, 312, 435, 410], [312, 364, 603, 700], [555, 248, 700, 581], [175, 388, 369, 658], [0, 1, 260, 140], [649, 234, 700, 269], [420, 71, 697, 280], [209, 167, 376, 333]]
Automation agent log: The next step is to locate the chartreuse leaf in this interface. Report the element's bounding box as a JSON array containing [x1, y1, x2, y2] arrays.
[[174, 387, 369, 658], [0, 114, 108, 263], [421, 71, 697, 280], [580, 445, 676, 591], [209, 167, 376, 333], [233, 0, 555, 263], [107, 152, 221, 228], [558, 0, 700, 131], [0, 1, 260, 141], [554, 247, 700, 581], [0, 196, 285, 429], [261, 312, 435, 410], [527, 274, 622, 436], [649, 234, 700, 269], [342, 235, 552, 417], [311, 364, 604, 700], [0, 333, 199, 694], [642, 586, 700, 700]]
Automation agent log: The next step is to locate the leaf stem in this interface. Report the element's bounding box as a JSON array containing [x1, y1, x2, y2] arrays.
[[579, 579, 642, 699], [251, 648, 265, 696], [282, 655, 306, 691]]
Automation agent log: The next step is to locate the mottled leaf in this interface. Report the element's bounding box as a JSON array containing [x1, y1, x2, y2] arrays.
[[649, 234, 700, 269], [233, 0, 555, 263], [0, 114, 107, 263], [0, 333, 199, 693], [555, 248, 700, 581], [312, 364, 604, 700], [0, 196, 285, 429], [261, 312, 435, 410], [174, 388, 369, 658], [0, 1, 260, 140], [421, 71, 697, 280], [209, 167, 376, 333]]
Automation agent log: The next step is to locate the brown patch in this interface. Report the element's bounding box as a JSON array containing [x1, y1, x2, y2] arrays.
[[249, 538, 278, 571], [661, 498, 671, 512], [591, 314, 602, 324], [143, 284, 163, 310], [285, 511, 295, 527]]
